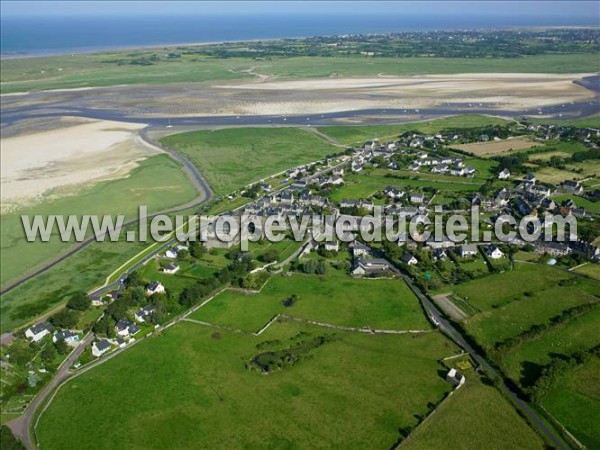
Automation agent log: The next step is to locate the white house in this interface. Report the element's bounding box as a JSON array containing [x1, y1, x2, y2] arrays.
[[401, 253, 418, 266], [25, 323, 53, 342], [446, 368, 466, 388], [409, 193, 425, 204], [161, 263, 180, 275], [352, 258, 392, 276], [116, 320, 140, 337], [91, 297, 107, 307], [164, 249, 178, 259], [561, 179, 583, 195], [324, 241, 339, 252], [134, 305, 156, 323], [458, 244, 478, 258], [485, 244, 504, 259], [146, 281, 165, 296], [498, 168, 511, 180], [92, 340, 111, 357], [52, 330, 80, 347], [432, 248, 448, 261], [349, 242, 370, 258]]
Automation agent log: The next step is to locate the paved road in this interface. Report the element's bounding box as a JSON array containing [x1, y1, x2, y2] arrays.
[[391, 267, 568, 449], [6, 333, 94, 450], [0, 131, 212, 297]]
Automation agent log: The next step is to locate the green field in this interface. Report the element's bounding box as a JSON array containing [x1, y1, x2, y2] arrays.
[[318, 115, 511, 146], [401, 375, 545, 450], [0, 228, 148, 332], [551, 194, 600, 214], [0, 154, 198, 288], [529, 114, 600, 129], [36, 320, 458, 449], [2, 53, 597, 93], [191, 269, 430, 332], [502, 307, 600, 387], [574, 263, 600, 281], [442, 263, 573, 312], [328, 172, 481, 203], [160, 128, 337, 195], [540, 357, 600, 449], [463, 280, 600, 350], [0, 204, 203, 332]]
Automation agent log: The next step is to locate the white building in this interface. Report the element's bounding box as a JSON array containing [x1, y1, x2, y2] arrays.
[[161, 263, 180, 274], [92, 340, 111, 357], [498, 168, 511, 180], [25, 323, 53, 342], [485, 244, 504, 259], [146, 281, 166, 296]]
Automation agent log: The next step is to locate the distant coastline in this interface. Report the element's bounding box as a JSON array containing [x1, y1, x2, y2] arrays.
[[2, 13, 598, 60]]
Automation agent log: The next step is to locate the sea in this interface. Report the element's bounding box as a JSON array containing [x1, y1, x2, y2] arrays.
[[1, 14, 597, 58]]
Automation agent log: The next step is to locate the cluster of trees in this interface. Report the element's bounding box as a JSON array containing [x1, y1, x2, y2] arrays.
[[493, 153, 529, 174], [570, 148, 599, 163], [180, 251, 261, 307], [248, 333, 336, 373], [48, 292, 91, 329], [259, 248, 279, 263], [180, 29, 599, 60], [443, 125, 513, 142], [296, 258, 328, 275], [93, 274, 179, 336], [530, 345, 600, 403], [0, 426, 24, 450]]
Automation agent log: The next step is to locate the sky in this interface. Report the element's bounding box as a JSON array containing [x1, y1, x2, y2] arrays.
[[2, 0, 599, 20]]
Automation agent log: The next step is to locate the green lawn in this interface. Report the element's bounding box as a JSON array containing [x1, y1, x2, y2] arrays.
[[401, 375, 545, 450], [0, 154, 198, 288], [318, 115, 511, 146], [529, 114, 600, 129], [0, 204, 203, 333], [541, 357, 600, 449], [446, 263, 573, 312], [328, 172, 481, 203], [0, 229, 149, 332], [463, 280, 600, 350], [502, 307, 600, 387], [36, 320, 458, 450], [3, 53, 597, 93], [191, 269, 430, 332], [574, 263, 600, 281], [160, 127, 337, 195]]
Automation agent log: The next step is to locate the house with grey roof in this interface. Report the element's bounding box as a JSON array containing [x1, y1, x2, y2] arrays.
[[25, 322, 54, 342], [352, 258, 392, 276], [92, 339, 111, 357]]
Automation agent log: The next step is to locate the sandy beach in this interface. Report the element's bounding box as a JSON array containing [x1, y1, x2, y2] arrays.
[[0, 118, 154, 212]]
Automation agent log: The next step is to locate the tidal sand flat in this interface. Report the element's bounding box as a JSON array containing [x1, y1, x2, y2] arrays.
[[0, 118, 153, 211]]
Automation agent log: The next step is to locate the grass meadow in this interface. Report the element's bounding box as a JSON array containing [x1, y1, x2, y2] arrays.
[[444, 263, 573, 312], [502, 307, 600, 387], [327, 172, 481, 203], [401, 374, 545, 450], [36, 320, 457, 450], [0, 154, 197, 288], [191, 269, 430, 332], [160, 127, 338, 195], [318, 115, 510, 146], [540, 357, 600, 449], [2, 53, 598, 93], [463, 279, 600, 350]]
